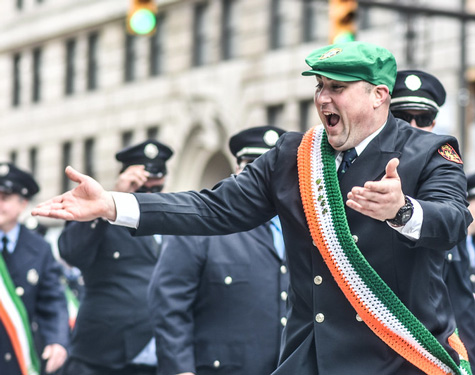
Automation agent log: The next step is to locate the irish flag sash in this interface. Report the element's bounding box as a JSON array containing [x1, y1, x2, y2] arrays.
[[0, 254, 40, 375], [65, 284, 79, 329], [297, 126, 472, 375]]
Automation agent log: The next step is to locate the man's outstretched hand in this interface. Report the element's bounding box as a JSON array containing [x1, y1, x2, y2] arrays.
[[31, 166, 117, 222]]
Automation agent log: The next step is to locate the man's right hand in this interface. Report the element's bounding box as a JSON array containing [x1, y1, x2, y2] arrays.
[[115, 165, 150, 193], [32, 166, 117, 222]]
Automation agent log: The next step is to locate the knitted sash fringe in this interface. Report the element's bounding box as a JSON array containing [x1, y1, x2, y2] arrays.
[[297, 126, 472, 375], [0, 255, 40, 375]]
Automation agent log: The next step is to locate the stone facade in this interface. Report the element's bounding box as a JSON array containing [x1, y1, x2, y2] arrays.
[[0, 0, 475, 230]]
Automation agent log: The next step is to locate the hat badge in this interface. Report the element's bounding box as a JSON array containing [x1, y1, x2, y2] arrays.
[[263, 130, 280, 146], [319, 48, 342, 60], [0, 164, 9, 177], [404, 74, 422, 91], [144, 144, 159, 160]]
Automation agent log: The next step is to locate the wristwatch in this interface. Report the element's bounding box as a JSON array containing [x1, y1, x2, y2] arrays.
[[386, 196, 414, 227]]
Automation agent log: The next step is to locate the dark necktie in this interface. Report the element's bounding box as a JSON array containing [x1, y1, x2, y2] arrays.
[[1, 236, 9, 262], [337, 148, 357, 179]]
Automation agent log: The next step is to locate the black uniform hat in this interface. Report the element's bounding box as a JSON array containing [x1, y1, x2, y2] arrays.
[[115, 140, 173, 178], [0, 163, 39, 199], [390, 70, 446, 113], [229, 126, 287, 163]]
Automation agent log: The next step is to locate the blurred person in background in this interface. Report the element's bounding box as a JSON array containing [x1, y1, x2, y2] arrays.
[[148, 126, 289, 375], [391, 69, 475, 366], [0, 163, 69, 375], [58, 140, 173, 375], [465, 173, 475, 292]]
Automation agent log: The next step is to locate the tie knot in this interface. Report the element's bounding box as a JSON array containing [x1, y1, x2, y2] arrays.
[[337, 148, 358, 179], [342, 148, 357, 163]]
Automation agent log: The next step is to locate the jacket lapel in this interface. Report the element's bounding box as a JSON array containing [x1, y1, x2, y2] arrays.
[[249, 224, 283, 261]]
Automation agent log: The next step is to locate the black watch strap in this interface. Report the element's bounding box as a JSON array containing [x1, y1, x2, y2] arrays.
[[386, 196, 414, 227]]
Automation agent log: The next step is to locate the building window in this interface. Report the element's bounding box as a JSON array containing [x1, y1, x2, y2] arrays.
[[84, 138, 95, 178], [302, 0, 318, 42], [12, 53, 21, 107], [125, 34, 136, 82], [299, 99, 314, 132], [192, 2, 209, 67], [266, 104, 284, 128], [87, 33, 99, 91], [221, 0, 238, 60], [29, 147, 38, 178], [9, 151, 18, 165], [122, 131, 134, 147], [150, 14, 165, 76], [32, 48, 42, 103], [270, 0, 284, 50], [61, 142, 72, 192], [65, 39, 76, 96], [146, 126, 159, 140]]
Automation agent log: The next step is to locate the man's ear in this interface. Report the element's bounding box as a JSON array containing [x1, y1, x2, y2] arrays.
[[373, 85, 390, 108]]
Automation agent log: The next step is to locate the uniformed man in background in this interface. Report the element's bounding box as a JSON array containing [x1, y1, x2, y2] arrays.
[[390, 69, 475, 366], [58, 140, 173, 375], [0, 163, 69, 375], [148, 126, 289, 375]]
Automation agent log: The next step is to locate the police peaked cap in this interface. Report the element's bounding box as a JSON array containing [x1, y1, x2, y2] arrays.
[[115, 139, 173, 178], [390, 70, 446, 113], [0, 163, 39, 199], [229, 126, 287, 162]]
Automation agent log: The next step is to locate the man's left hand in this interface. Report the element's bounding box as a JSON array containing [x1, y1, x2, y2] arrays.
[[346, 158, 405, 221], [42, 343, 67, 373]]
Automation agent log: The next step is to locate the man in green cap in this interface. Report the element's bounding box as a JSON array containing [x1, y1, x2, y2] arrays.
[[32, 41, 472, 374]]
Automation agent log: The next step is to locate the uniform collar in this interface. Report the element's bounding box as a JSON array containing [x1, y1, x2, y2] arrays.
[[1, 224, 21, 254]]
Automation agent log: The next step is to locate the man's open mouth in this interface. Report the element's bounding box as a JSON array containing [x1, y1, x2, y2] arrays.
[[323, 112, 340, 127]]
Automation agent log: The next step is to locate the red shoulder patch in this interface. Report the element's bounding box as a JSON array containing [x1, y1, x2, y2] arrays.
[[438, 144, 463, 164]]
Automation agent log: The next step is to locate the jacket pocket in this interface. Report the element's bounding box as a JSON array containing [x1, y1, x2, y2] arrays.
[[195, 342, 244, 370]]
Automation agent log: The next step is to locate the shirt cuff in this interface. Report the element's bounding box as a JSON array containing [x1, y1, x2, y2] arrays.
[[387, 196, 422, 241], [108, 192, 140, 228]]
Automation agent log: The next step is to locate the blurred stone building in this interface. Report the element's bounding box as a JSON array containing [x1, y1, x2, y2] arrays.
[[1, 0, 475, 232]]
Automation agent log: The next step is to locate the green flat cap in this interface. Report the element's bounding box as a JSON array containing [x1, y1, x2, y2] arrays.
[[302, 41, 397, 94]]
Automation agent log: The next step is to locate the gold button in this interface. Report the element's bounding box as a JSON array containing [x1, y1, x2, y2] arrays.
[[91, 220, 98, 229], [447, 253, 453, 261], [224, 276, 233, 285], [315, 313, 325, 323], [281, 291, 288, 301], [16, 286, 24, 296], [352, 234, 358, 243], [314, 276, 323, 285], [312, 241, 317, 247], [280, 265, 287, 274], [213, 360, 220, 368], [113, 251, 120, 259], [356, 314, 363, 322], [281, 317, 287, 326], [5, 352, 12, 361], [470, 274, 475, 283]]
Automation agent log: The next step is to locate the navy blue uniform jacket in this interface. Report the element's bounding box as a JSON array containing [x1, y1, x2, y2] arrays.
[[58, 219, 159, 368], [148, 225, 289, 375], [0, 225, 69, 374], [133, 117, 471, 375]]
